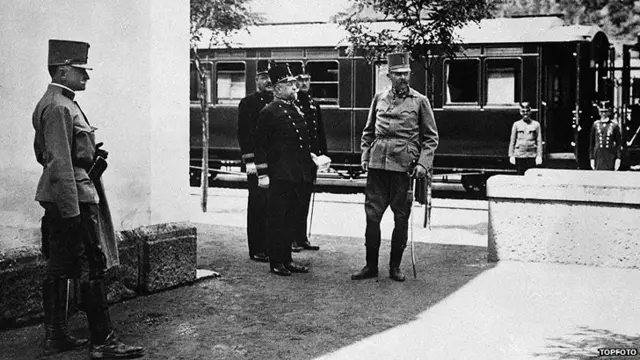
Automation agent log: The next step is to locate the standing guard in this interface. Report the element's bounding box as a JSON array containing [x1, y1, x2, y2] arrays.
[[33, 39, 144, 359], [508, 102, 543, 175], [254, 64, 315, 276], [589, 101, 622, 171], [292, 63, 327, 251], [237, 60, 274, 262]]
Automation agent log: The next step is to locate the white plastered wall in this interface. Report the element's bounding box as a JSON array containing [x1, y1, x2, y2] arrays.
[[0, 0, 190, 249]]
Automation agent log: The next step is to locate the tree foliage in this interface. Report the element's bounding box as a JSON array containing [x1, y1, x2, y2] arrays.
[[190, 0, 263, 49], [335, 0, 499, 63], [494, 0, 639, 42]]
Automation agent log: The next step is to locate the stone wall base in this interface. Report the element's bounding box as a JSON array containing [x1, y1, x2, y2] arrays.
[[0, 222, 197, 329]]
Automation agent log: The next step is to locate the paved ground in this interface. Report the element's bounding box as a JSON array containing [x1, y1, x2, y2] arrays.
[[194, 188, 640, 359], [1, 187, 638, 359]]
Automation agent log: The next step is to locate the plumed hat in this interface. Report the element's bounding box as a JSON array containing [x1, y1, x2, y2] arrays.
[[268, 63, 295, 85]]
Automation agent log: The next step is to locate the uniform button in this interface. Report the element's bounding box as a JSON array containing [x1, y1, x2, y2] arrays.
[[300, 145, 303, 149]]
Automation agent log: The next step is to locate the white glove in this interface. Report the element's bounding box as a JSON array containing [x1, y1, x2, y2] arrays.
[[509, 156, 516, 165], [246, 162, 257, 175], [614, 158, 621, 171], [535, 156, 542, 166], [590, 159, 595, 170], [258, 175, 270, 188], [311, 153, 332, 172]]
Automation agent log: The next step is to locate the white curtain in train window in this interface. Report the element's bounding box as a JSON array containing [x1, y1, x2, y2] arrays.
[[485, 58, 520, 105], [486, 67, 515, 104], [216, 62, 246, 105], [375, 63, 391, 93]]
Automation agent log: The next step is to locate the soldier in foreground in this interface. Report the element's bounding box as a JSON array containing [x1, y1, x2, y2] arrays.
[[354, 52, 439, 282], [33, 39, 144, 359], [237, 61, 274, 262], [254, 64, 314, 276], [589, 101, 622, 171]]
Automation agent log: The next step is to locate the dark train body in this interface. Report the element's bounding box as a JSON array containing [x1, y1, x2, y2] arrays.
[[190, 16, 640, 189]]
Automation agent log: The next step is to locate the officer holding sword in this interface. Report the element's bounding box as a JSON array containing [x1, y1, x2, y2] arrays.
[[353, 51, 439, 282]]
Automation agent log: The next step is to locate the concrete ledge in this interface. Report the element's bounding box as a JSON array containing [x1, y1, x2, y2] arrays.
[[124, 222, 197, 293], [0, 222, 198, 329], [0, 246, 45, 328], [487, 170, 640, 269]]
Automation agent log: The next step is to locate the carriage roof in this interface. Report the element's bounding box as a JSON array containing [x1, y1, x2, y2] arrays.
[[196, 16, 606, 50]]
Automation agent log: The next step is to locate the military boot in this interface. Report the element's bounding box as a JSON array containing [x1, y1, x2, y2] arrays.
[[42, 278, 89, 355], [389, 246, 406, 282], [351, 246, 379, 280], [82, 280, 145, 359]]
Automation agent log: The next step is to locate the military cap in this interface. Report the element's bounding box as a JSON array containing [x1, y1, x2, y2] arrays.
[[387, 51, 411, 73], [256, 60, 272, 77], [48, 39, 92, 70], [268, 63, 295, 85], [597, 100, 612, 111], [293, 63, 310, 79], [520, 102, 531, 110]]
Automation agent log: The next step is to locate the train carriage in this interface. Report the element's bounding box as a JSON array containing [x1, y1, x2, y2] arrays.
[[190, 15, 625, 190]]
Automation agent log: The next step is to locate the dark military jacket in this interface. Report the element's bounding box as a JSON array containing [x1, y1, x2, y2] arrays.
[[254, 99, 316, 183], [296, 91, 327, 156], [589, 119, 622, 170], [237, 91, 273, 164]]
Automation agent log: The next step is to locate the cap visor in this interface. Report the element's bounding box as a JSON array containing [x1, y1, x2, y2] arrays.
[[71, 64, 93, 70], [389, 67, 411, 73], [277, 76, 297, 84]]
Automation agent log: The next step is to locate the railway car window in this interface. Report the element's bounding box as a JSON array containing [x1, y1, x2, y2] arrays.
[[445, 59, 479, 104], [307, 61, 339, 106], [216, 62, 246, 105], [485, 58, 521, 105], [190, 61, 213, 102], [375, 63, 392, 93]]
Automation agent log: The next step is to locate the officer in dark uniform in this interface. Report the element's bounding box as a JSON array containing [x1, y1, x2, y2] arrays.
[[237, 60, 274, 262], [254, 64, 315, 276], [589, 101, 622, 171], [292, 64, 327, 251]]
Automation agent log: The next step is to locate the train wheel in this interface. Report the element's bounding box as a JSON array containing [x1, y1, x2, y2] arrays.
[[461, 175, 487, 196]]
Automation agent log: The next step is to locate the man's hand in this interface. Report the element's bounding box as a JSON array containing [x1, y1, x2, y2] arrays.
[[535, 156, 542, 166], [361, 162, 368, 172], [509, 156, 516, 165], [615, 158, 621, 171], [590, 159, 595, 170], [245, 162, 257, 175], [410, 164, 427, 179], [258, 175, 270, 188], [95, 142, 109, 160]]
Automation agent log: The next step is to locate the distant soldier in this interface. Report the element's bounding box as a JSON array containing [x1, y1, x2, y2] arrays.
[[237, 61, 274, 263], [354, 52, 439, 282], [508, 102, 543, 175], [254, 64, 314, 277], [589, 101, 622, 170], [292, 63, 327, 251]]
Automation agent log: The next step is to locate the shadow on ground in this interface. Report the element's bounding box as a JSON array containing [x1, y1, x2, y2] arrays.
[[0, 223, 493, 360], [532, 326, 640, 359]]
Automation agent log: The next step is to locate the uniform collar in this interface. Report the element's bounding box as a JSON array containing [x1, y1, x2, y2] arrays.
[[50, 83, 76, 100]]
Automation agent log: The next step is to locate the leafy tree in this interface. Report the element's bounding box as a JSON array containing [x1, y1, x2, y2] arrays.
[[190, 0, 262, 210], [335, 0, 499, 63], [190, 0, 263, 48], [494, 0, 639, 42]]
